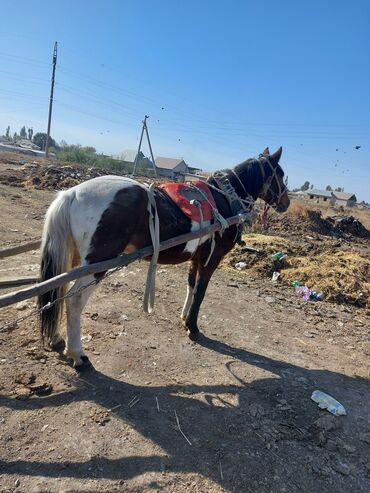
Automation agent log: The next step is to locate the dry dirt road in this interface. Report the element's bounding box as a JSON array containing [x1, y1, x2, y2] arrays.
[[0, 176, 369, 493]]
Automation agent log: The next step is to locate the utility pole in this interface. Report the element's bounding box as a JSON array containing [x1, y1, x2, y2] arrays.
[[132, 115, 158, 177], [45, 41, 57, 158]]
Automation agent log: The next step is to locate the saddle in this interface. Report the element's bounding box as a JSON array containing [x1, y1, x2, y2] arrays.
[[159, 180, 217, 223]]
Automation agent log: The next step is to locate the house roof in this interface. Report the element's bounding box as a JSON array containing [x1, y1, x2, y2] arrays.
[[307, 189, 332, 198], [332, 191, 356, 201], [155, 157, 185, 170]]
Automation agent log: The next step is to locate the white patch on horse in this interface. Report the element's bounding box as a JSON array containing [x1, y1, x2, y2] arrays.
[[183, 220, 211, 255], [181, 284, 194, 320], [68, 176, 147, 262]]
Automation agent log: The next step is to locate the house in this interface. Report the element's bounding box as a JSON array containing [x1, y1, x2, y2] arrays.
[[306, 189, 333, 203], [330, 191, 357, 208], [154, 157, 189, 179]]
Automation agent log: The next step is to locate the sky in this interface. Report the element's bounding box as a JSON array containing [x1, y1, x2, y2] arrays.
[[0, 0, 369, 201]]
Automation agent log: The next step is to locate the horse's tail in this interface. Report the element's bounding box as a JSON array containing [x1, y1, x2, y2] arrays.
[[38, 190, 75, 347]]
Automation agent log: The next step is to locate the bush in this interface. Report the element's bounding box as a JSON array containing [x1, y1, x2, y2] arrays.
[[56, 145, 136, 173]]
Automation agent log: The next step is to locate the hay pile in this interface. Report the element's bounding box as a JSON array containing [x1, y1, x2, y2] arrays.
[[223, 233, 370, 308], [283, 251, 370, 307]]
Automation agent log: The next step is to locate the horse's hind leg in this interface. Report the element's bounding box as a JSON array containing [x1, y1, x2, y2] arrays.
[[181, 260, 198, 321], [184, 259, 220, 339], [64, 275, 98, 367]]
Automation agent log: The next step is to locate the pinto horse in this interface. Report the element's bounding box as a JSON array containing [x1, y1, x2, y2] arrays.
[[38, 147, 289, 367]]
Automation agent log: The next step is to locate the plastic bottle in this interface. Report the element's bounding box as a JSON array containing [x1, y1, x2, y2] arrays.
[[291, 280, 301, 287], [311, 390, 347, 416], [271, 251, 285, 261], [310, 291, 324, 301], [235, 262, 247, 270]]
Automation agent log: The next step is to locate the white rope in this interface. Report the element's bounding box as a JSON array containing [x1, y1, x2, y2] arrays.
[[143, 183, 160, 313]]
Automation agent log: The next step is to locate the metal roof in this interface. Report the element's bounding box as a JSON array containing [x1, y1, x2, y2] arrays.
[[307, 189, 333, 198], [332, 191, 356, 201], [155, 157, 185, 170]]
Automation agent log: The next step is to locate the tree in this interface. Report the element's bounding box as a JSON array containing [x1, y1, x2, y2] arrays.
[[326, 185, 332, 191], [13, 132, 18, 140], [33, 132, 55, 150], [27, 128, 33, 141], [5, 126, 10, 138], [300, 181, 310, 191], [310, 184, 314, 189], [335, 187, 344, 192], [284, 175, 289, 189], [20, 126, 27, 138]]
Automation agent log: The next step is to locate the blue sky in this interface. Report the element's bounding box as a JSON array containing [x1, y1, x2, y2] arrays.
[[0, 0, 369, 200]]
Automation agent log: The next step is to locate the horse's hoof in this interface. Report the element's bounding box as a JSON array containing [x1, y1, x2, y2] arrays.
[[51, 337, 65, 352], [187, 328, 200, 341], [74, 355, 93, 371]]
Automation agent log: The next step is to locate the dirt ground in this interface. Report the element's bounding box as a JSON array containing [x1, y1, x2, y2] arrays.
[[0, 157, 369, 492]]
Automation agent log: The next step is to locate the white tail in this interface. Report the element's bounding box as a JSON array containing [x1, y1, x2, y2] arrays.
[[38, 190, 76, 346]]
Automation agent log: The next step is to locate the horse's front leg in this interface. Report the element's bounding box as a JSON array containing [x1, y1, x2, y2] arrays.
[[181, 260, 198, 321], [184, 260, 220, 339]]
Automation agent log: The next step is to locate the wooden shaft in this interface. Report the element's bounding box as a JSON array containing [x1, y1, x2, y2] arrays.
[[0, 214, 245, 309], [0, 240, 41, 259]]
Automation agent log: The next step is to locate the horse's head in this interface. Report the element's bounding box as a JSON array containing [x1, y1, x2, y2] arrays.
[[258, 147, 290, 213]]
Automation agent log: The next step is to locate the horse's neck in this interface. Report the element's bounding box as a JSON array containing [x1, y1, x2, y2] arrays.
[[232, 161, 263, 201]]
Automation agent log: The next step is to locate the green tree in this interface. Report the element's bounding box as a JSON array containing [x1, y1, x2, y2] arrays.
[[335, 187, 344, 192], [13, 132, 18, 140], [20, 126, 27, 138], [33, 132, 56, 150], [5, 126, 10, 138], [326, 185, 332, 191], [300, 180, 310, 191], [27, 128, 33, 141]]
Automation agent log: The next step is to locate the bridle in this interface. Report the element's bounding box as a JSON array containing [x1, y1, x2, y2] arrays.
[[208, 155, 287, 225], [257, 156, 287, 209]]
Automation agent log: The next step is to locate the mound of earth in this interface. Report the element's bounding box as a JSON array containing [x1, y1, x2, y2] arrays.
[[327, 215, 370, 239], [0, 157, 165, 191], [268, 209, 370, 240]]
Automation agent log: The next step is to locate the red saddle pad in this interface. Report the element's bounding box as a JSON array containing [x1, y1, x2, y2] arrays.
[[159, 181, 217, 223]]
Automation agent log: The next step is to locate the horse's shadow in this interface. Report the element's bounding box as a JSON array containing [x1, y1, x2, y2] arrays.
[[0, 335, 369, 492]]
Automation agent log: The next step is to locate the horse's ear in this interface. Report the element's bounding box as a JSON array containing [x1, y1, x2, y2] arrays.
[[270, 146, 283, 164], [262, 147, 270, 157]]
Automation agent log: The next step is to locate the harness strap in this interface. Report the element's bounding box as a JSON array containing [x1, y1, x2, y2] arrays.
[[187, 184, 229, 267], [143, 183, 160, 313]]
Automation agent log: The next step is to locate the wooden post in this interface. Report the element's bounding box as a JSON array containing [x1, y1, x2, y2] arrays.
[[0, 240, 41, 259], [0, 214, 248, 309]]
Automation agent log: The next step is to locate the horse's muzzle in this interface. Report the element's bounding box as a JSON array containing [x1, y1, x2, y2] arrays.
[[275, 193, 290, 213]]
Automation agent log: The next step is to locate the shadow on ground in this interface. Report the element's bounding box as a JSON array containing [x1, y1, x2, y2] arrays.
[[1, 335, 369, 492]]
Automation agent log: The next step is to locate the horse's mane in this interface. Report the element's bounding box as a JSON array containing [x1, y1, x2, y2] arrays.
[[232, 158, 264, 199]]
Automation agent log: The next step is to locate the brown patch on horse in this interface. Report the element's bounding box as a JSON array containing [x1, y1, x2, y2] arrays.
[[86, 184, 194, 270], [71, 241, 81, 268]]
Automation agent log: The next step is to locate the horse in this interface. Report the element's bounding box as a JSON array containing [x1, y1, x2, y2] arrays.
[[38, 146, 290, 367]]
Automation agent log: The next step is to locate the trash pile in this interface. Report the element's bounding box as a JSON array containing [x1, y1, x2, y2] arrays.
[[224, 231, 370, 308], [28, 164, 111, 190], [327, 215, 370, 239]]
